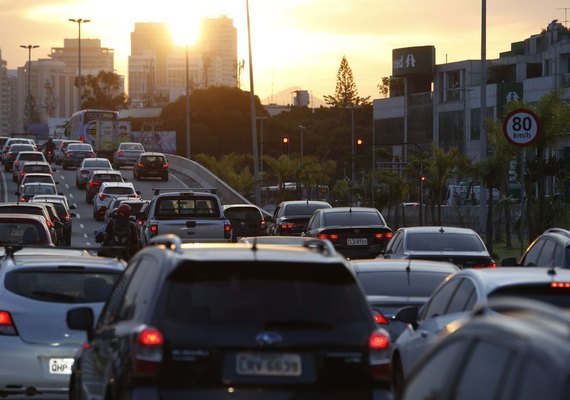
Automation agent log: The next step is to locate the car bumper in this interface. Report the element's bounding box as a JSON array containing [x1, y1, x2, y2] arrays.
[[335, 243, 385, 259]]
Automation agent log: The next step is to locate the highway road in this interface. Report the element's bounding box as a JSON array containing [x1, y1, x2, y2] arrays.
[[0, 164, 191, 247]]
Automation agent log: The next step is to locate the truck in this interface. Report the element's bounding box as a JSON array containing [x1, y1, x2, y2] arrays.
[[138, 188, 233, 246]]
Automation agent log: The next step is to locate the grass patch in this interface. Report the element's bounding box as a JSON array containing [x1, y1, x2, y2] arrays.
[[491, 239, 526, 264]]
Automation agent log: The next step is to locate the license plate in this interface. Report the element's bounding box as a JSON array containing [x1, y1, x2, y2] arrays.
[[347, 238, 367, 246], [49, 358, 74, 375], [236, 352, 302, 377]]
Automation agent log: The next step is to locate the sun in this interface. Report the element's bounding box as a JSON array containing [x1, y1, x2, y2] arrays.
[[168, 15, 202, 46]]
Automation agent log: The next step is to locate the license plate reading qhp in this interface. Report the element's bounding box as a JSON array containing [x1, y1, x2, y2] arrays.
[[49, 358, 74, 375], [236, 352, 302, 377]]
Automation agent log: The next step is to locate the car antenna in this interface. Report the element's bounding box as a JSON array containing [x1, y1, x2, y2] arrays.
[[439, 227, 445, 234], [547, 266, 557, 277], [406, 258, 412, 286], [251, 236, 258, 253]]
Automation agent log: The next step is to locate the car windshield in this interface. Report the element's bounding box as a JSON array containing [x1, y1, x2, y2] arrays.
[[285, 203, 329, 216], [160, 262, 371, 333], [324, 211, 384, 226], [5, 270, 120, 303], [357, 271, 453, 297], [84, 160, 111, 168], [407, 233, 486, 252]]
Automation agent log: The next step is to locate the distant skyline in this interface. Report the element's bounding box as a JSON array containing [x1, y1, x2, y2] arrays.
[[0, 1, 567, 104]]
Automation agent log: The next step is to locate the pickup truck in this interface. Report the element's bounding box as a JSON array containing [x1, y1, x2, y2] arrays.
[[139, 189, 232, 246]]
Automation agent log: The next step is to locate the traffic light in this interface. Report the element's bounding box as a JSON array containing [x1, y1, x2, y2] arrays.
[[356, 137, 364, 156], [281, 136, 290, 154]]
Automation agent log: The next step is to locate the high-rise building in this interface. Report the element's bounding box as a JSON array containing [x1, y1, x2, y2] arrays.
[[50, 38, 114, 75], [128, 17, 238, 108]]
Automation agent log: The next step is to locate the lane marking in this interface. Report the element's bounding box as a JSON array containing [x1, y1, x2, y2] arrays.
[[83, 233, 88, 238], [80, 224, 84, 229], [172, 173, 189, 188], [0, 168, 6, 203]]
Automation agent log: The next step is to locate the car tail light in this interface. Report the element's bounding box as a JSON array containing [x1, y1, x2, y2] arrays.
[[132, 326, 163, 377], [89, 153, 96, 158], [280, 222, 295, 230], [368, 328, 391, 382], [65, 153, 72, 158], [137, 163, 144, 168], [551, 282, 570, 288], [89, 181, 95, 187], [19, 196, 27, 202], [373, 311, 389, 325], [260, 219, 267, 230], [149, 224, 159, 236], [46, 220, 54, 229], [129, 194, 140, 198], [162, 162, 169, 169], [472, 261, 497, 269], [137, 219, 144, 226], [80, 135, 85, 143], [63, 215, 71, 222], [8, 153, 14, 159], [99, 193, 108, 200], [14, 161, 20, 167], [119, 151, 124, 156], [318, 233, 339, 241], [224, 222, 232, 239], [19, 172, 25, 177], [0, 310, 18, 336], [80, 169, 89, 174]]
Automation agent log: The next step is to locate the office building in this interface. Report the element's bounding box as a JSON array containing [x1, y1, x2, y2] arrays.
[[50, 38, 114, 75]]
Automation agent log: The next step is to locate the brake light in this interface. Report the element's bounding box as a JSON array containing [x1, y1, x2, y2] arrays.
[[137, 163, 144, 168], [373, 312, 389, 325], [551, 282, 570, 288], [0, 310, 18, 336], [149, 224, 159, 236], [90, 153, 96, 158], [162, 162, 169, 169], [99, 193, 108, 200], [80, 135, 85, 143], [260, 219, 267, 229], [8, 153, 14, 159], [20, 172, 25, 176], [19, 197, 27, 202], [368, 328, 391, 383], [89, 181, 95, 187], [129, 194, 140, 198], [65, 153, 72, 158], [280, 223, 295, 230], [14, 161, 20, 167], [80, 169, 88, 174], [132, 326, 163, 377], [224, 222, 232, 239], [119, 151, 124, 156], [46, 220, 54, 229], [318, 233, 339, 241]]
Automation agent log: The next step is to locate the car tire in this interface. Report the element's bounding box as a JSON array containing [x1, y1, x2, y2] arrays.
[[392, 355, 405, 400], [163, 174, 169, 182]]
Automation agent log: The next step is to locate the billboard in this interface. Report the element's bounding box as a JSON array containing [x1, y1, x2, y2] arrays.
[[392, 46, 435, 77]]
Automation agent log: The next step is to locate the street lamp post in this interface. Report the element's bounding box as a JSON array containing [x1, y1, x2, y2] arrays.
[[298, 125, 305, 161], [256, 116, 268, 175], [20, 44, 39, 130], [185, 45, 191, 159], [68, 18, 90, 111], [246, 0, 260, 205]]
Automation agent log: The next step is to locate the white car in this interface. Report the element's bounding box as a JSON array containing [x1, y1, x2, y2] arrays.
[[92, 182, 140, 221]]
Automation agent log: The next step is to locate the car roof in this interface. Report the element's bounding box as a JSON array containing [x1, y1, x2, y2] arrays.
[[140, 151, 165, 156], [21, 173, 53, 177], [4, 252, 126, 271], [91, 169, 120, 175], [320, 206, 379, 213], [453, 267, 570, 293], [101, 181, 134, 188], [0, 213, 47, 222], [22, 161, 50, 166], [349, 259, 460, 273], [281, 200, 331, 206], [223, 204, 262, 210]]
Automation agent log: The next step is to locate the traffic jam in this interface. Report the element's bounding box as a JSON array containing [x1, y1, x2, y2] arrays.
[[0, 135, 569, 400]]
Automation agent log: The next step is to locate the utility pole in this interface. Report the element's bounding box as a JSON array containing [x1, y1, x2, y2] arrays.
[[69, 18, 91, 110], [19, 44, 39, 130]]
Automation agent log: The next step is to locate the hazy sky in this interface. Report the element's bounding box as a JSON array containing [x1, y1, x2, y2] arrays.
[[0, 0, 566, 103]]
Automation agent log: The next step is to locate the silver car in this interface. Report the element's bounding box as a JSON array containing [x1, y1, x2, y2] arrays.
[[112, 142, 145, 169], [0, 247, 125, 397], [75, 157, 113, 189]]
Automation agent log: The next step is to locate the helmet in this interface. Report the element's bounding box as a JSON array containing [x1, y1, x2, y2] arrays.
[[117, 204, 131, 218], [47, 136, 53, 141]]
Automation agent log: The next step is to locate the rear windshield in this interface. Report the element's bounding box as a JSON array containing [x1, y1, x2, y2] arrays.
[[141, 155, 165, 163], [489, 284, 570, 308], [9, 144, 34, 152], [68, 144, 92, 151], [324, 211, 384, 226], [224, 207, 262, 222], [357, 271, 453, 297], [156, 197, 220, 218], [159, 262, 371, 332], [0, 221, 48, 244], [84, 160, 111, 168], [19, 153, 44, 161], [0, 206, 43, 216], [5, 270, 120, 303], [407, 233, 486, 252], [93, 174, 122, 181], [23, 176, 53, 184], [105, 187, 134, 195], [121, 144, 144, 151], [23, 185, 56, 195], [24, 165, 51, 173], [285, 203, 329, 216]]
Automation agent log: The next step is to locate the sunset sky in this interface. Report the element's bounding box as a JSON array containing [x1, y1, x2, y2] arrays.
[[0, 0, 566, 103]]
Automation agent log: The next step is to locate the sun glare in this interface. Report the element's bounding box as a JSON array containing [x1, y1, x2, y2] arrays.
[[168, 15, 201, 46]]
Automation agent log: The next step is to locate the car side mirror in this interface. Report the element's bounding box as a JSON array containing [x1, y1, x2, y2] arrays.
[[501, 257, 518, 267], [58, 192, 64, 196], [70, 212, 78, 218], [395, 305, 419, 328], [70, 204, 77, 210], [136, 190, 142, 195], [55, 181, 60, 185]]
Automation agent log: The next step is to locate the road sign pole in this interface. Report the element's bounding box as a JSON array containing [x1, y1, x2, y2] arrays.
[[520, 148, 526, 256]]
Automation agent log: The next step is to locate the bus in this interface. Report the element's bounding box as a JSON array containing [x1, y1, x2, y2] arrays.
[[64, 109, 128, 158]]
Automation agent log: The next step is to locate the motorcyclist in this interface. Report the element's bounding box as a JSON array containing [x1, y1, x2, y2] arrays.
[[44, 137, 56, 163], [102, 204, 140, 260]]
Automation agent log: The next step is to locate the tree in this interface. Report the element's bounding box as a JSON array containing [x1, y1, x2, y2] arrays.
[[377, 76, 405, 98], [79, 71, 129, 110], [323, 56, 370, 107]]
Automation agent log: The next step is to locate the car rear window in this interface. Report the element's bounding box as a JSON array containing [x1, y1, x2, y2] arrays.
[[159, 262, 371, 332], [357, 271, 453, 297], [23, 176, 54, 184], [94, 174, 122, 181], [121, 144, 144, 151], [84, 160, 111, 168], [157, 197, 220, 218], [69, 144, 92, 151], [224, 207, 262, 222], [286, 203, 329, 216], [141, 155, 165, 163], [407, 233, 486, 252], [24, 185, 56, 195], [324, 211, 384, 226], [105, 187, 135, 195], [0, 221, 48, 244], [5, 270, 120, 303], [489, 283, 570, 309], [9, 144, 34, 152], [0, 206, 43, 216], [24, 165, 51, 173], [19, 153, 44, 161]]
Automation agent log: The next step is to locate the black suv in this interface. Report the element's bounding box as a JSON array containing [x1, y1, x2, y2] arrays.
[[133, 152, 169, 181], [67, 235, 391, 400], [502, 228, 570, 268]]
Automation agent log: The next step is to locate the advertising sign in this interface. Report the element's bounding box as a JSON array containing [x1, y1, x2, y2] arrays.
[[392, 46, 435, 77]]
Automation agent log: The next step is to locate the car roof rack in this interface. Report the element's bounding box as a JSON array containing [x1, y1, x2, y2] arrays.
[[148, 234, 183, 253], [152, 187, 218, 196]]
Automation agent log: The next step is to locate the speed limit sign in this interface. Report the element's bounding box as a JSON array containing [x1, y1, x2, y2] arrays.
[[502, 108, 541, 147]]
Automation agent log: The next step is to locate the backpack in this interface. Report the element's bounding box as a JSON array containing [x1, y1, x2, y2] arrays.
[[110, 220, 132, 245]]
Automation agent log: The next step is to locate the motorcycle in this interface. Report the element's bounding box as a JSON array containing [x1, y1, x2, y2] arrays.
[[44, 149, 55, 164]]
